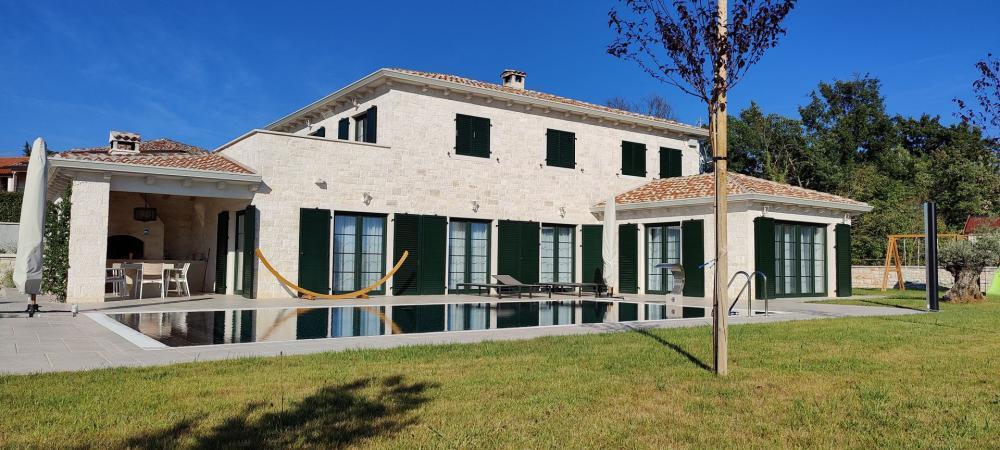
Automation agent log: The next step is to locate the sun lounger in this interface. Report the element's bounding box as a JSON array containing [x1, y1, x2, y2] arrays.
[[544, 282, 607, 297], [491, 275, 550, 298], [456, 282, 523, 299]]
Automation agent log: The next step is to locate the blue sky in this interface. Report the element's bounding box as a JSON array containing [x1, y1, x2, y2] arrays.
[[1, 1, 997, 155]]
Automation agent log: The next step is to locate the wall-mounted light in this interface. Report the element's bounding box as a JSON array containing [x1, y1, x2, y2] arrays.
[[762, 205, 769, 217], [363, 192, 373, 205], [471, 201, 480, 213], [559, 206, 566, 218], [315, 178, 327, 189]]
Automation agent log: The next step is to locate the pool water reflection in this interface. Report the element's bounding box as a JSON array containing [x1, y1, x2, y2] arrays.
[[106, 300, 709, 347]]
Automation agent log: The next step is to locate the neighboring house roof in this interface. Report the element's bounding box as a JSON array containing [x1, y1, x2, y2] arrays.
[[602, 173, 871, 212], [263, 68, 708, 138], [53, 138, 255, 174], [963, 215, 1000, 234], [0, 157, 29, 176]]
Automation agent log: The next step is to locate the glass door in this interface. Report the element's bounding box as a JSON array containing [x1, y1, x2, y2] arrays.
[[333, 214, 386, 294], [448, 220, 490, 292], [233, 210, 245, 294], [646, 223, 681, 294]]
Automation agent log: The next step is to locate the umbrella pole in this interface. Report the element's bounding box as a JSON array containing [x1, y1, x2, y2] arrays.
[[27, 294, 38, 317]]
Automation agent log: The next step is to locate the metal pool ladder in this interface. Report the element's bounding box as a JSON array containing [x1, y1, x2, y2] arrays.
[[727, 271, 768, 317]]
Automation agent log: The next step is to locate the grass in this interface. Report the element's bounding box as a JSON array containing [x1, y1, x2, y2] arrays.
[[2, 293, 999, 448]]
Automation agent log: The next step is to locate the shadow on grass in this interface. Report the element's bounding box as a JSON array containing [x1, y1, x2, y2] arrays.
[[851, 299, 927, 311], [627, 325, 712, 372], [123, 374, 438, 448]]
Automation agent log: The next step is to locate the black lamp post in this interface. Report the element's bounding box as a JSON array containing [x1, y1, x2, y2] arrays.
[[924, 202, 940, 312]]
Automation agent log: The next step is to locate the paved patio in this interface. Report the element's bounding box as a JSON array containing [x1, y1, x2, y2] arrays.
[[0, 292, 924, 375]]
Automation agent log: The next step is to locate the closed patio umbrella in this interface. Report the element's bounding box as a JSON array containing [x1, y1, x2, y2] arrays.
[[14, 137, 48, 317], [602, 195, 618, 297]]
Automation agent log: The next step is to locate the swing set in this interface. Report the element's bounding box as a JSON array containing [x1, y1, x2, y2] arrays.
[[880, 233, 965, 291]]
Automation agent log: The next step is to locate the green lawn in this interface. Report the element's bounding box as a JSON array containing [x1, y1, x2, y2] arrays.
[[2, 294, 998, 448]]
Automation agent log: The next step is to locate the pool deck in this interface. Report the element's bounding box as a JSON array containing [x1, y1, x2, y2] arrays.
[[0, 293, 924, 375]]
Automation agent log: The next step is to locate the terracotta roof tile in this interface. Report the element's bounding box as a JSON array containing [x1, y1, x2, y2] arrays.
[[963, 216, 1000, 234], [0, 157, 29, 175], [387, 68, 695, 129], [610, 173, 867, 207], [54, 138, 255, 174]]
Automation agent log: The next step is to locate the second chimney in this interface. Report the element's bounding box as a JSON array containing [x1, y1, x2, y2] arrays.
[[501, 69, 526, 89]]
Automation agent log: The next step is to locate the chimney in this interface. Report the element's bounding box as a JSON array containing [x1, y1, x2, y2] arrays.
[[501, 69, 526, 89], [109, 131, 141, 155]]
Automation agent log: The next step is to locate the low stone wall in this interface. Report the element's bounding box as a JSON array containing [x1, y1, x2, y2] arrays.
[[853, 265, 998, 291]]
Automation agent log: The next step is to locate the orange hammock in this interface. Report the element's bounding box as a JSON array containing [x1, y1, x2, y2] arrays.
[[255, 248, 408, 300]]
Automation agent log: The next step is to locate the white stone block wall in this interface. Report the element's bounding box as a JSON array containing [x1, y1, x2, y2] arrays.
[[66, 174, 110, 303], [221, 85, 705, 299], [853, 265, 997, 291]]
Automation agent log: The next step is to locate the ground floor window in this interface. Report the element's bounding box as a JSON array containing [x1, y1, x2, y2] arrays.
[[646, 223, 681, 294], [448, 220, 490, 291], [774, 222, 826, 296], [333, 214, 386, 294], [540, 225, 574, 283]]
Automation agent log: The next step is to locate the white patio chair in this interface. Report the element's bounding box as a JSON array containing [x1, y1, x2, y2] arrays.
[[163, 262, 191, 297], [138, 262, 164, 298], [106, 264, 127, 299]]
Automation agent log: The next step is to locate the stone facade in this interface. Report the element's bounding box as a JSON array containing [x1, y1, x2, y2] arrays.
[[219, 83, 858, 301], [220, 83, 703, 299]]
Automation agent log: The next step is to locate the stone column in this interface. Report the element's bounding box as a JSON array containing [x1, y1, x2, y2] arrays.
[[66, 174, 110, 303]]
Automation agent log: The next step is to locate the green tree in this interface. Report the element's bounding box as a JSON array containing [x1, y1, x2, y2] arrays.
[[42, 188, 71, 301], [938, 231, 1000, 303], [727, 102, 807, 185], [798, 76, 898, 194]]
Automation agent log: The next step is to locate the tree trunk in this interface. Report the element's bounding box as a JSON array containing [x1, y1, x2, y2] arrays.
[[943, 267, 985, 303]]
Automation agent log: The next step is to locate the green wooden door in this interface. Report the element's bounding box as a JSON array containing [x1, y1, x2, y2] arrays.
[[681, 219, 705, 297], [298, 208, 331, 295], [214, 211, 228, 294], [393, 214, 447, 295], [241, 205, 257, 299], [754, 217, 776, 299], [498, 220, 540, 283], [835, 224, 852, 297], [581, 225, 603, 284], [618, 224, 639, 294]]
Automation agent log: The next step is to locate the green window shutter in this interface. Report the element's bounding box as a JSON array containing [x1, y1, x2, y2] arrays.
[[474, 116, 490, 157], [337, 118, 349, 140], [660, 148, 682, 178], [546, 129, 559, 166], [520, 221, 540, 284], [214, 211, 228, 294], [835, 224, 852, 297], [241, 205, 257, 299], [618, 224, 639, 294], [634, 143, 647, 176], [298, 208, 331, 295], [546, 129, 575, 168], [681, 219, 705, 297], [622, 141, 646, 176], [363, 106, 377, 143], [754, 217, 776, 299], [497, 220, 520, 280], [392, 214, 420, 295], [456, 114, 487, 157], [419, 216, 447, 295], [581, 225, 603, 284], [309, 126, 326, 138], [621, 142, 633, 175]]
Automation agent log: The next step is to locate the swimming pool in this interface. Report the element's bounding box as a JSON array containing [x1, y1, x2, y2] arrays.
[[99, 299, 721, 348]]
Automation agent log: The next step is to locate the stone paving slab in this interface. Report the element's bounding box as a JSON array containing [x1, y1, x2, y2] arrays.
[[0, 294, 925, 375]]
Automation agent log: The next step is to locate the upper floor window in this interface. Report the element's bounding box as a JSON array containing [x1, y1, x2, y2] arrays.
[[455, 114, 490, 158], [337, 118, 349, 140], [659, 147, 682, 178], [309, 126, 326, 138], [354, 106, 377, 143], [621, 141, 647, 177], [546, 129, 576, 169]]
